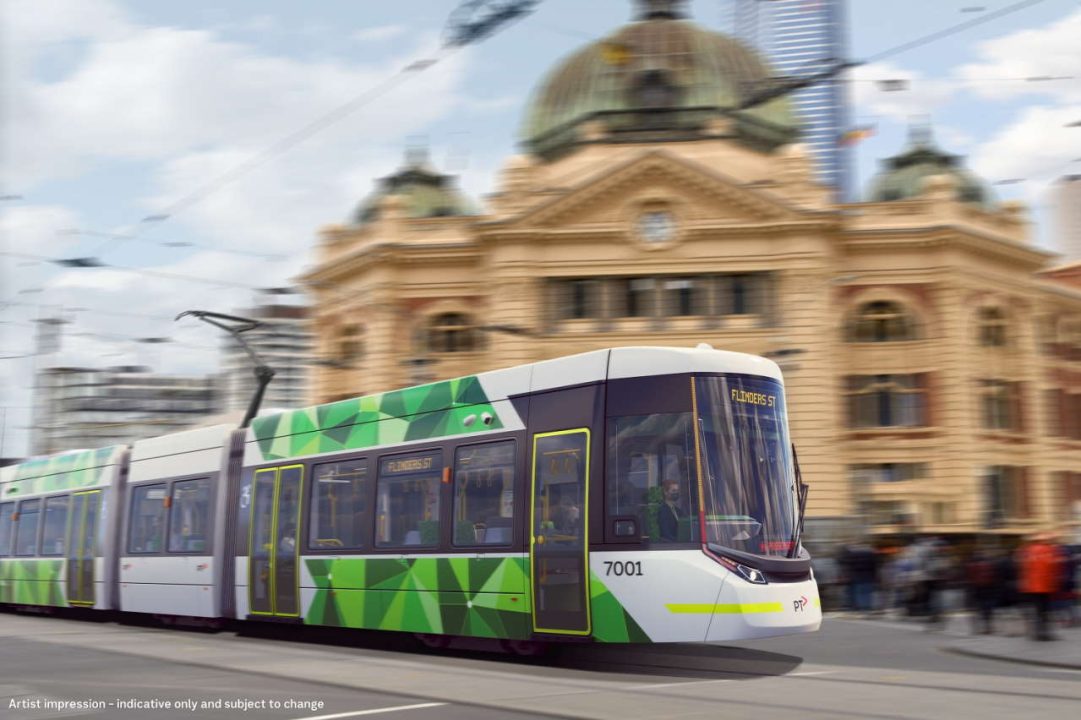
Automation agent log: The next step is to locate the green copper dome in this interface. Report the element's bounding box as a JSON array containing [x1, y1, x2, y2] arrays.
[[867, 127, 994, 208], [351, 150, 476, 225], [520, 10, 799, 159]]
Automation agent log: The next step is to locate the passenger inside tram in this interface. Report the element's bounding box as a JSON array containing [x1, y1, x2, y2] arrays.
[[656, 478, 683, 542]]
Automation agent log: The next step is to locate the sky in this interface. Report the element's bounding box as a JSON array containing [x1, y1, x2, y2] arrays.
[[2, 0, 1080, 458]]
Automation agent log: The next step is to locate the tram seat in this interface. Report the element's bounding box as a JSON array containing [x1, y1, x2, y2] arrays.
[[403, 530, 421, 545], [483, 517, 512, 544]]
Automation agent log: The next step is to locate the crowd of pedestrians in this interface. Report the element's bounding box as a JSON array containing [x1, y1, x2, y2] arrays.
[[824, 532, 1080, 641]]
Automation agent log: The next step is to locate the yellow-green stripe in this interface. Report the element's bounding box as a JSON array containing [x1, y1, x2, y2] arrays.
[[666, 602, 785, 614]]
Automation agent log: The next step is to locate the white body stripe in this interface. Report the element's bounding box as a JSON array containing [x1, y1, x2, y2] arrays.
[[119, 555, 215, 616], [129, 424, 233, 481]]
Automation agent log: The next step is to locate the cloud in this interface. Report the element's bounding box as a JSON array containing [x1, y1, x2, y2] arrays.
[[956, 8, 1081, 103], [937, 126, 975, 151], [1, 0, 480, 456], [353, 25, 408, 43], [849, 62, 954, 124], [5, 1, 464, 192], [0, 205, 83, 260], [968, 104, 1081, 187]]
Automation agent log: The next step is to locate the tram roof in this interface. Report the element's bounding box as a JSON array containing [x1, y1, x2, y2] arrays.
[[244, 346, 781, 464], [0, 445, 126, 498]]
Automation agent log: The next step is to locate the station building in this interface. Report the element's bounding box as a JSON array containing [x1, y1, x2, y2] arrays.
[[302, 1, 1081, 542]]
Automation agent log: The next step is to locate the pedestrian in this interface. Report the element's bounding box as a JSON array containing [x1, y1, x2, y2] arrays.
[[897, 542, 924, 618], [836, 541, 855, 611], [922, 538, 951, 629], [965, 546, 998, 634], [1017, 531, 1062, 641], [1052, 540, 1077, 629], [848, 540, 878, 613]]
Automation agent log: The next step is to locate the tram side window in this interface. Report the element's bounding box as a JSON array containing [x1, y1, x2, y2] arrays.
[[453, 441, 515, 546], [376, 451, 442, 547], [128, 484, 167, 553], [310, 458, 368, 550], [606, 413, 698, 543], [41, 495, 70, 556], [0, 503, 14, 556], [14, 499, 41, 556], [168, 478, 211, 553]]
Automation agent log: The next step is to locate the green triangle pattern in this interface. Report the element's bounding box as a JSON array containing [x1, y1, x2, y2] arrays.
[[7, 447, 121, 498], [250, 375, 512, 461], [0, 560, 65, 606], [301, 556, 532, 640], [588, 573, 651, 643]]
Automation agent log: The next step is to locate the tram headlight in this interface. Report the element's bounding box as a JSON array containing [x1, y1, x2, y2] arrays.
[[735, 563, 767, 585], [710, 549, 769, 585]]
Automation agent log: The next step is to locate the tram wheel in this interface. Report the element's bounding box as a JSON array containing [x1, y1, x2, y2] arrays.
[[415, 633, 452, 650], [500, 639, 548, 657]]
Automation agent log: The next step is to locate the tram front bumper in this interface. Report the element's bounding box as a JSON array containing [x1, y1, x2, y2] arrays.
[[703, 577, 822, 642]]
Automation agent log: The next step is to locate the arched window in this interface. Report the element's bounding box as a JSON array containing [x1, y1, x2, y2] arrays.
[[847, 301, 918, 342], [427, 313, 478, 354], [978, 308, 1008, 347]]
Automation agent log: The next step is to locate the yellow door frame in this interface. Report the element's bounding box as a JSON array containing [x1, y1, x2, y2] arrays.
[[68, 489, 100, 607], [247, 465, 304, 617], [529, 428, 591, 636]]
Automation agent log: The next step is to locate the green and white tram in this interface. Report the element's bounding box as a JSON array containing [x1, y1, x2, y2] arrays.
[[0, 346, 820, 644]]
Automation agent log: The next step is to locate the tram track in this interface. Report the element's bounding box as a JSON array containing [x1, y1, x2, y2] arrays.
[[4, 611, 1079, 720]]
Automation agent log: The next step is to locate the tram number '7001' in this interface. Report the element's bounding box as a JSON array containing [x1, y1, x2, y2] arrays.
[[603, 561, 643, 577]]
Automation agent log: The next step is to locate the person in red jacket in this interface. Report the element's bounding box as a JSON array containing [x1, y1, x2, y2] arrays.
[[1017, 532, 1063, 641]]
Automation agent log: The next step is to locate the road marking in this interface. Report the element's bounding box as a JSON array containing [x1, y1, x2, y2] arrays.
[[789, 671, 837, 677], [627, 678, 733, 691], [296, 703, 447, 720]]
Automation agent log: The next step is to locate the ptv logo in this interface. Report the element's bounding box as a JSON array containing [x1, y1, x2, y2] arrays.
[[793, 596, 809, 612]]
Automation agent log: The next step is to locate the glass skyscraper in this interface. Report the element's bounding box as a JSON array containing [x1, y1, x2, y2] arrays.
[[734, 0, 852, 200]]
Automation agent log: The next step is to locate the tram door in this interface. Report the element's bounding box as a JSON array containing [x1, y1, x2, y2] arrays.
[[530, 429, 591, 635], [248, 465, 303, 617], [66, 490, 100, 606]]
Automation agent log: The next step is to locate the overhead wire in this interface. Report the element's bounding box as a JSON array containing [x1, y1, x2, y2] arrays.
[[0, 251, 263, 290], [64, 229, 288, 261], [864, 0, 1053, 64], [83, 1, 539, 262], [90, 45, 462, 261]]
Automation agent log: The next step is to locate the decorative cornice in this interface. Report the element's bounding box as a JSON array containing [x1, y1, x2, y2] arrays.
[[302, 242, 482, 285], [494, 149, 814, 229], [842, 225, 1050, 267]]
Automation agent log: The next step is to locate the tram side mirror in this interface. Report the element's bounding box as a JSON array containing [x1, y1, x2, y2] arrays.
[[612, 518, 638, 539]]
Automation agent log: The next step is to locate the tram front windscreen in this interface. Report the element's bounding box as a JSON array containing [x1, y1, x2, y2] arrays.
[[693, 374, 797, 558]]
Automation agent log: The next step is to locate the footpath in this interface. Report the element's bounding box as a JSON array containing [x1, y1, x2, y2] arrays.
[[831, 608, 1081, 671]]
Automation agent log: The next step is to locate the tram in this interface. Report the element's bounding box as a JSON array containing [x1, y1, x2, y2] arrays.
[[0, 346, 820, 644]]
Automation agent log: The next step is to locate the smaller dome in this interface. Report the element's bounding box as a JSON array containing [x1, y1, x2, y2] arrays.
[[867, 126, 994, 208], [351, 149, 476, 224]]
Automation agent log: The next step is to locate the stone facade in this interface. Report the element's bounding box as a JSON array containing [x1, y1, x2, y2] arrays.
[[302, 10, 1081, 541]]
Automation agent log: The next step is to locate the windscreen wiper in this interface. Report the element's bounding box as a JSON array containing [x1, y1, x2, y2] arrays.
[[788, 444, 809, 559]]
